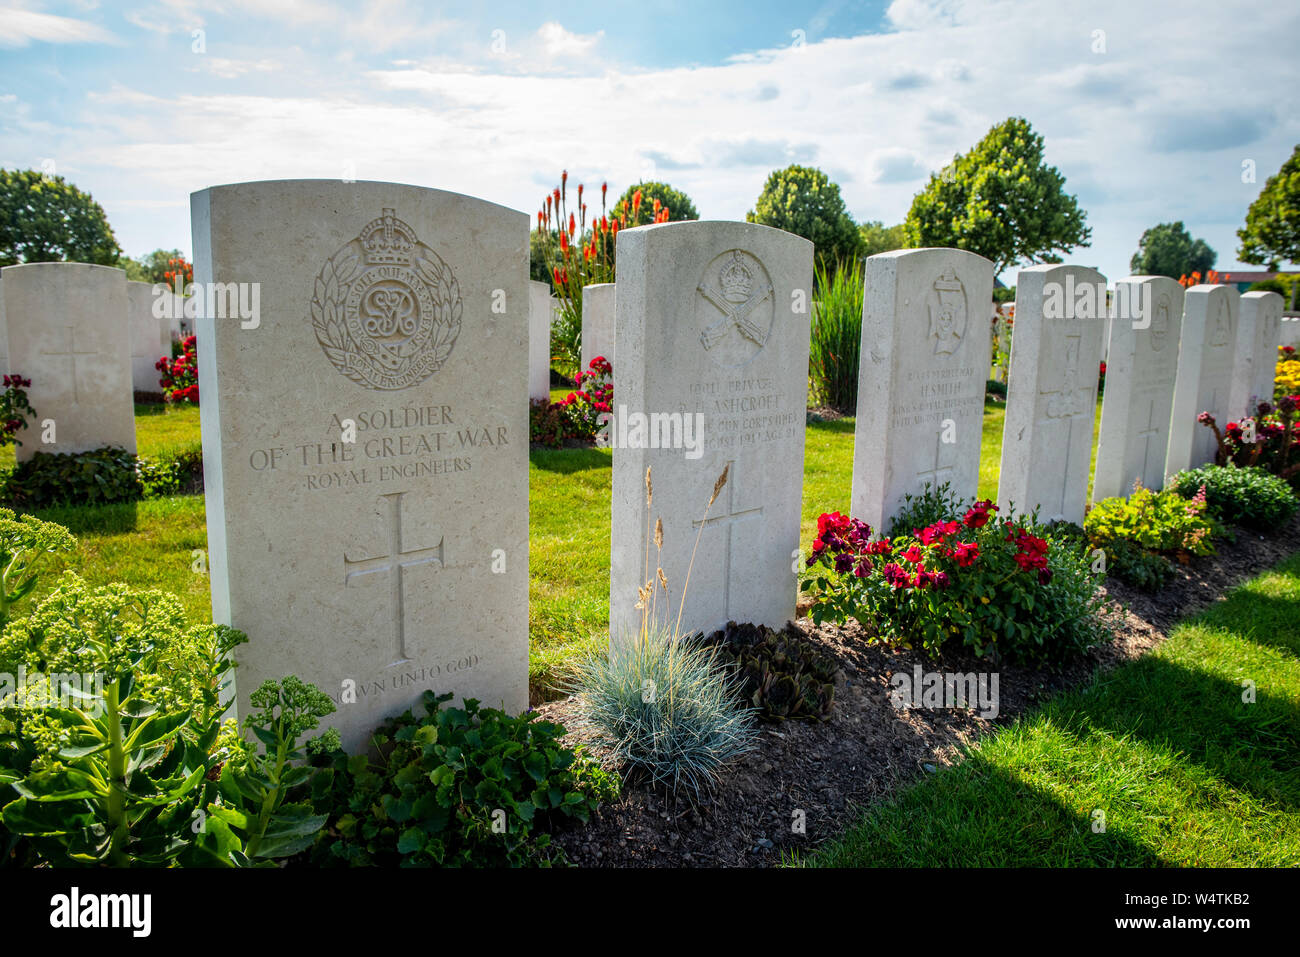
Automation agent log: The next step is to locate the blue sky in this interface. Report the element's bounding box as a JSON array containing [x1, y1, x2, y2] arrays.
[[1, 0, 1297, 283]]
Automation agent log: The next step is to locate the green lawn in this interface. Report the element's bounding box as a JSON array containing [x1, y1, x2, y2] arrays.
[[803, 552, 1300, 867], [10, 392, 1109, 698]]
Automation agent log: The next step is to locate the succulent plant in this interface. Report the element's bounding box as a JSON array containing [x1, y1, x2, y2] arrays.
[[700, 621, 838, 722]]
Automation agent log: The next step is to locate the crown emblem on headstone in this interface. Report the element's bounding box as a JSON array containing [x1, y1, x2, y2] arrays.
[[359, 208, 416, 266], [719, 252, 755, 302], [934, 269, 962, 293], [310, 208, 462, 391]]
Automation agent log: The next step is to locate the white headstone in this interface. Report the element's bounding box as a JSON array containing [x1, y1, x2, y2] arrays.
[[128, 280, 169, 394], [528, 279, 553, 402], [0, 278, 8, 375], [1, 262, 136, 462], [851, 248, 995, 533], [608, 221, 813, 646], [193, 180, 529, 750], [1230, 290, 1284, 417], [581, 282, 615, 378], [1167, 284, 1239, 474], [997, 265, 1107, 524], [1093, 276, 1185, 500]]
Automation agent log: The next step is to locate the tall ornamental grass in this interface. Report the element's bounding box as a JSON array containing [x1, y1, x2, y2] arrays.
[[808, 260, 864, 413], [569, 465, 757, 799]]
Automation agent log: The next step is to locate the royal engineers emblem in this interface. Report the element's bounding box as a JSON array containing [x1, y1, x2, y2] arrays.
[[1149, 294, 1171, 352], [310, 208, 462, 391], [696, 250, 775, 368], [928, 269, 967, 357]]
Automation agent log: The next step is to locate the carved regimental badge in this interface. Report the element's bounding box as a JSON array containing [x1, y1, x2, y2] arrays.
[[1149, 294, 1171, 352], [311, 208, 462, 391], [928, 269, 967, 357], [1209, 299, 1232, 347], [696, 250, 775, 368]]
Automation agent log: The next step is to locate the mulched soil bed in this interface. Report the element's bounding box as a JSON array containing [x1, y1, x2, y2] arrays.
[[536, 515, 1300, 867]]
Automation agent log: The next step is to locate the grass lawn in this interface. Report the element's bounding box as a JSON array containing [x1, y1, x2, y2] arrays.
[[9, 391, 1110, 697], [802, 552, 1300, 867]]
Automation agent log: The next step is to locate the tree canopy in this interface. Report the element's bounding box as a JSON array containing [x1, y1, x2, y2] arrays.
[[746, 164, 861, 269], [0, 169, 122, 267], [1129, 221, 1217, 278], [1238, 144, 1300, 268], [903, 117, 1091, 275], [610, 180, 699, 226]]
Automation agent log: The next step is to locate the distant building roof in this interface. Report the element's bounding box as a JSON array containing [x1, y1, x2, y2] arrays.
[[1219, 271, 1283, 282]]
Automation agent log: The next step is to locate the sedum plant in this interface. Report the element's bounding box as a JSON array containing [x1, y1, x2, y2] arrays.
[[0, 572, 245, 866], [701, 621, 837, 722], [0, 508, 76, 628], [185, 676, 336, 866]]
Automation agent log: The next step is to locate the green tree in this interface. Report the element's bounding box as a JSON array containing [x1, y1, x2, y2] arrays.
[[611, 180, 700, 226], [1129, 221, 1217, 278], [125, 247, 186, 284], [903, 117, 1091, 275], [0, 169, 122, 267], [1238, 144, 1300, 268], [746, 165, 861, 269], [858, 220, 908, 258]]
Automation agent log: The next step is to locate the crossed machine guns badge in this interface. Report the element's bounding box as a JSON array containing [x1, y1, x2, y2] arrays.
[[697, 251, 773, 351]]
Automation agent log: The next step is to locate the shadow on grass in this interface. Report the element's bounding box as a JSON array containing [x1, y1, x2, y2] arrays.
[[529, 446, 612, 475], [807, 417, 855, 436], [29, 501, 140, 534], [809, 753, 1157, 867], [1055, 653, 1300, 811]]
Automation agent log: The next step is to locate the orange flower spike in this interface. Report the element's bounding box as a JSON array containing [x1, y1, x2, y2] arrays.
[[578, 183, 584, 202], [568, 212, 576, 237], [632, 189, 642, 211]]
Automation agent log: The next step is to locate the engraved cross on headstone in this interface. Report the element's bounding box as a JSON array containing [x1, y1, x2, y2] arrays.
[[692, 460, 763, 619], [40, 325, 96, 403], [344, 491, 443, 666], [916, 428, 957, 489], [1136, 396, 1162, 487]]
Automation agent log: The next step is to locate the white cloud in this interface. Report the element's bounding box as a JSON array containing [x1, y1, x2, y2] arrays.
[[537, 22, 603, 59], [0, 6, 119, 47], [10, 0, 1297, 280]]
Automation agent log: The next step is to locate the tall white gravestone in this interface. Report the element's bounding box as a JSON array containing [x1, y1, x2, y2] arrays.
[[997, 265, 1107, 524], [1229, 290, 1284, 417], [1167, 284, 1239, 474], [581, 282, 615, 377], [128, 280, 170, 394], [608, 221, 813, 646], [528, 279, 553, 402], [1, 262, 135, 462], [193, 180, 529, 751], [0, 277, 9, 375], [1093, 276, 1185, 500], [851, 248, 995, 534]]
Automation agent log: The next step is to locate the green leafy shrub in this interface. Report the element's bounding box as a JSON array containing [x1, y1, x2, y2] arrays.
[[1170, 464, 1299, 532], [808, 260, 863, 413], [1097, 536, 1173, 592], [569, 627, 756, 798], [1084, 480, 1221, 592], [887, 481, 966, 539], [1086, 480, 1220, 559], [3, 444, 202, 507], [0, 509, 76, 628], [0, 572, 246, 866], [186, 676, 336, 866], [805, 492, 1110, 662], [701, 621, 837, 722], [5, 446, 143, 507], [308, 692, 616, 867]]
